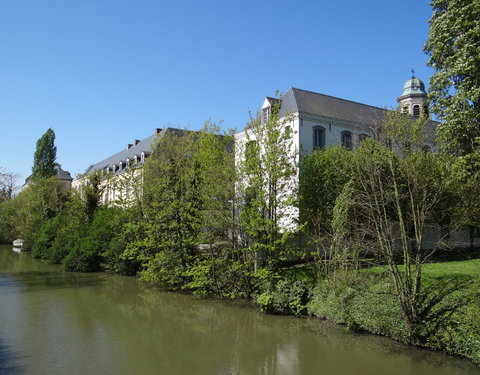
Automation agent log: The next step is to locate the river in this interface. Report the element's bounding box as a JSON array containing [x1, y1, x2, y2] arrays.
[[0, 245, 478, 375]]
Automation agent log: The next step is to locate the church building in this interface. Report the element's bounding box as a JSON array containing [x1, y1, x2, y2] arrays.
[[234, 75, 435, 232], [235, 74, 433, 159]]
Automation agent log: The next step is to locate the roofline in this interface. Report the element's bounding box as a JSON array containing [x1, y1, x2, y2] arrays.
[[287, 87, 393, 113], [285, 87, 439, 126]]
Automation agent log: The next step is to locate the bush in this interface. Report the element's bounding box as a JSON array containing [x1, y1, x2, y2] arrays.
[[32, 217, 59, 258], [64, 208, 122, 272], [254, 268, 314, 316], [184, 257, 253, 299], [307, 272, 480, 363]]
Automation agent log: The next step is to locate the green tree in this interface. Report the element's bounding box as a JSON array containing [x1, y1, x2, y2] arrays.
[[83, 171, 105, 222], [12, 177, 67, 249], [237, 98, 297, 271], [0, 166, 19, 203], [138, 130, 203, 288], [424, 0, 480, 155], [31, 128, 57, 179], [298, 146, 354, 278], [195, 121, 236, 248], [332, 115, 467, 343]]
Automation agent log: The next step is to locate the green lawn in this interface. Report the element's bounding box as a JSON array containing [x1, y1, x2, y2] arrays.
[[421, 259, 480, 279], [367, 258, 480, 280]]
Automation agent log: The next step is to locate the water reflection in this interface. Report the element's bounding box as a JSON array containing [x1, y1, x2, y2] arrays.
[[0, 245, 478, 375], [0, 337, 24, 374]]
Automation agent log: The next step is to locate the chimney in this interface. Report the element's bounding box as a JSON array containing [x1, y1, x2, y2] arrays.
[[154, 128, 162, 135], [126, 144, 133, 150], [134, 139, 140, 146]]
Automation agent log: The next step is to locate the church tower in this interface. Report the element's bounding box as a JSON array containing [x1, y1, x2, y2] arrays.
[[397, 71, 428, 117]]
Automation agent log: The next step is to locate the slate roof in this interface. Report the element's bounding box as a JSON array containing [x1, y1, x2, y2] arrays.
[[85, 127, 187, 175], [54, 163, 73, 182], [278, 87, 387, 126], [24, 163, 72, 186], [274, 87, 439, 145]]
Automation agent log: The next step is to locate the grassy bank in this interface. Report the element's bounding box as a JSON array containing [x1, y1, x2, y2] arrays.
[[294, 260, 480, 364]]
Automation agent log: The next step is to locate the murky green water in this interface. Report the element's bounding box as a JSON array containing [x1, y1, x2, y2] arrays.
[[0, 245, 478, 375]]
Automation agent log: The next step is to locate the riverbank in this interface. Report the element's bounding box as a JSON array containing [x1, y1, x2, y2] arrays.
[[11, 237, 480, 366]]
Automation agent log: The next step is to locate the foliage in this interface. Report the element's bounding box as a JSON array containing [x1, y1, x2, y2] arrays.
[[307, 267, 480, 363], [298, 146, 354, 277], [137, 125, 235, 289], [326, 110, 469, 344], [0, 166, 19, 203], [237, 98, 298, 270], [0, 198, 17, 243], [31, 128, 57, 179], [424, 0, 480, 155], [102, 208, 143, 275], [8, 177, 68, 249], [194, 122, 236, 247], [64, 207, 122, 272], [183, 256, 253, 299], [32, 193, 85, 263], [449, 149, 480, 242], [83, 171, 104, 222], [255, 267, 314, 316]]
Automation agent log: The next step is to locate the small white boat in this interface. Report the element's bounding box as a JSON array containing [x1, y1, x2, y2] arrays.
[[12, 239, 24, 248]]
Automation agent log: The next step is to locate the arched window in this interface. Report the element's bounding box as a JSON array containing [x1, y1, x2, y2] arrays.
[[341, 131, 353, 150], [413, 105, 420, 117], [313, 126, 326, 149], [402, 106, 409, 114], [119, 161, 123, 171]]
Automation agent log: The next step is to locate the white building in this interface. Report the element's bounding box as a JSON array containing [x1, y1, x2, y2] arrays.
[[236, 75, 433, 159], [234, 76, 436, 232], [72, 127, 186, 205]]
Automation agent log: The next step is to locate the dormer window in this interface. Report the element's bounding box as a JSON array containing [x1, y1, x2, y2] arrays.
[[313, 126, 325, 149], [141, 152, 145, 163], [341, 131, 353, 150], [119, 161, 123, 171], [126, 158, 130, 168]]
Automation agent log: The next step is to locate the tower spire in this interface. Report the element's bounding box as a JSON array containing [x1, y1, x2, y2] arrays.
[[411, 67, 415, 78]]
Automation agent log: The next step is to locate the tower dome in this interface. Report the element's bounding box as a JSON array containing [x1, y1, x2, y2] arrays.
[[397, 72, 428, 117], [400, 77, 427, 98]]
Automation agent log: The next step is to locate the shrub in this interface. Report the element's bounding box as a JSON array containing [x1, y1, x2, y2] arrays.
[[184, 257, 253, 299], [64, 208, 121, 272], [254, 268, 314, 316]]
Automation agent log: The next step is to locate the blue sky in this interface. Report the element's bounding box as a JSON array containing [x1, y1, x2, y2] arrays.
[[0, 0, 434, 181]]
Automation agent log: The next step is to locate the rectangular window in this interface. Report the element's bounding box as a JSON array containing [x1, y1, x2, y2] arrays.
[[314, 127, 325, 149], [262, 107, 270, 123]]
